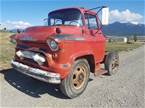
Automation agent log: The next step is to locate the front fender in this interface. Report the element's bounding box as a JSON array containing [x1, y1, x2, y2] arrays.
[[70, 50, 94, 63]]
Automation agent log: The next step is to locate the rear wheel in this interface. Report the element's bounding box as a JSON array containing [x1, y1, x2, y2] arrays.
[[105, 52, 119, 75], [60, 59, 90, 98]]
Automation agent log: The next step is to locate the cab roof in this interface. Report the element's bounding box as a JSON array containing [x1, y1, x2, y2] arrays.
[[49, 7, 97, 15]]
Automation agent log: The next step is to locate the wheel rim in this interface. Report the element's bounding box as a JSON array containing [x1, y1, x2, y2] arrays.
[[111, 56, 119, 73], [72, 64, 87, 90]]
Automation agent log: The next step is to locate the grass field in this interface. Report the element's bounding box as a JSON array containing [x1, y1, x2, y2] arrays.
[[0, 32, 15, 70], [0, 32, 144, 70], [106, 42, 144, 52]]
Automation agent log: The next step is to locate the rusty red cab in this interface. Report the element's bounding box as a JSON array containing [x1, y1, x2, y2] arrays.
[[11, 7, 119, 98]]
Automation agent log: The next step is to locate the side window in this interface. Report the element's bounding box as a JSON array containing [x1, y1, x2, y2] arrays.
[[85, 14, 97, 29]]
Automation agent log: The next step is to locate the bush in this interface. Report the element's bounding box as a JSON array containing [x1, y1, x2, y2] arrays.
[[133, 35, 137, 42]]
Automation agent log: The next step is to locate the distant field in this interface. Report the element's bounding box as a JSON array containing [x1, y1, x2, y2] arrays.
[[0, 32, 144, 70], [106, 42, 144, 52]]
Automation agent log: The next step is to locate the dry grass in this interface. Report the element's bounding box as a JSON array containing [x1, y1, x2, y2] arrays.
[[0, 32, 15, 70], [106, 42, 144, 52]]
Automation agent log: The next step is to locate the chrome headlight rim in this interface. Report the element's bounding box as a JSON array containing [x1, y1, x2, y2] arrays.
[[47, 39, 59, 51]]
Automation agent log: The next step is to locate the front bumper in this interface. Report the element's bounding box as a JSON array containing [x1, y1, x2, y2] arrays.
[[11, 60, 61, 84]]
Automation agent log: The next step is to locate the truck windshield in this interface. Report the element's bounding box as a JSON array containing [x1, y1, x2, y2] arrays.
[[48, 9, 82, 26]]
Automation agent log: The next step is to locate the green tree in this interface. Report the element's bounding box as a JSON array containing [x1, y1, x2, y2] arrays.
[[3, 27, 7, 31], [133, 34, 137, 42]]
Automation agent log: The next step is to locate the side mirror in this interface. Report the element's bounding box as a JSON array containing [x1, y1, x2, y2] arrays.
[[10, 34, 17, 44], [43, 18, 48, 26], [102, 7, 109, 25]]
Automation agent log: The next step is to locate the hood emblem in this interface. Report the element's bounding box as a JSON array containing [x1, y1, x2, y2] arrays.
[[20, 35, 36, 41]]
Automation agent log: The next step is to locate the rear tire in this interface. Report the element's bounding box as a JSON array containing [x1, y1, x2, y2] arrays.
[[105, 52, 119, 75], [60, 59, 90, 98]]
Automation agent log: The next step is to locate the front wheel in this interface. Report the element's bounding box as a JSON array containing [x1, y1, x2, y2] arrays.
[[60, 59, 90, 98]]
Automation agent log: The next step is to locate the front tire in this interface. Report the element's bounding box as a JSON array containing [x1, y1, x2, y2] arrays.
[[60, 59, 90, 98]]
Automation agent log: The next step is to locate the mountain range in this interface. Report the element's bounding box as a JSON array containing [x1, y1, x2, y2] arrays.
[[102, 22, 145, 36]]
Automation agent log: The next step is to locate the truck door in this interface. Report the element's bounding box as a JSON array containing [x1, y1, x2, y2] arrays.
[[84, 13, 106, 63]]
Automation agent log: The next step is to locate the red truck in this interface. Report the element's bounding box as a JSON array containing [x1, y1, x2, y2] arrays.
[[11, 7, 119, 98]]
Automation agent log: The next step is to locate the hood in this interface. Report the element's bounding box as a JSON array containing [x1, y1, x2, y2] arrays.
[[16, 26, 82, 42]]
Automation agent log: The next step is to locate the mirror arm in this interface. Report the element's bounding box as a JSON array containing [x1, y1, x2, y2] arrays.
[[87, 6, 107, 11], [85, 6, 108, 16], [96, 6, 107, 15], [94, 28, 101, 35], [86, 6, 107, 16]]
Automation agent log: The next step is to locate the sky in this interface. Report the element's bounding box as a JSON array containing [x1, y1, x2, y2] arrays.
[[0, 0, 144, 29]]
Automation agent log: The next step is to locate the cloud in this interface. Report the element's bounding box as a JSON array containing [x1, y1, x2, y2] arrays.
[[0, 20, 32, 30], [109, 9, 143, 24]]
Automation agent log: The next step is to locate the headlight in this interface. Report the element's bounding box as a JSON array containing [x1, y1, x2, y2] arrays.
[[47, 39, 59, 51]]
